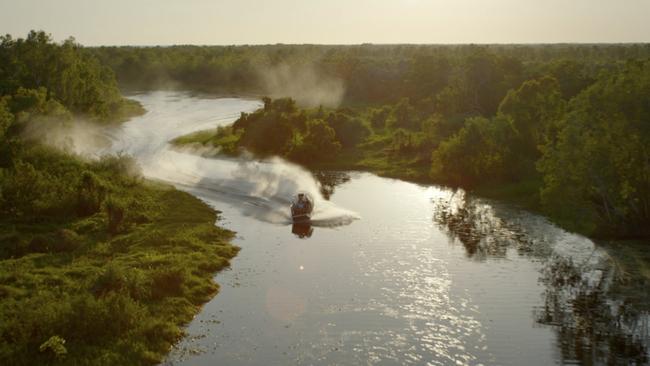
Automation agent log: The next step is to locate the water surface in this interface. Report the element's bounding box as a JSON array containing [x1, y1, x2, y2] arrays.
[[108, 91, 649, 366]]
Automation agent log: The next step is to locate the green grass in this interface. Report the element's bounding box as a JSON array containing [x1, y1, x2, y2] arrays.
[[315, 148, 430, 183], [472, 177, 543, 210], [170, 129, 218, 146], [108, 98, 146, 124], [0, 176, 237, 365], [170, 126, 241, 156], [172, 126, 432, 183]]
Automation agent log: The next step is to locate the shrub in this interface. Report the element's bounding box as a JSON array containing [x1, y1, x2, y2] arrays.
[[0, 232, 27, 258], [93, 154, 142, 186], [92, 264, 127, 297], [369, 106, 390, 130], [51, 229, 83, 253], [151, 268, 185, 300], [288, 119, 341, 163], [0, 155, 79, 220], [0, 161, 46, 217], [76, 170, 106, 216], [39, 335, 67, 359], [105, 197, 126, 235], [387, 98, 419, 130], [430, 116, 515, 187], [93, 265, 151, 300], [326, 112, 371, 148], [28, 234, 52, 253], [140, 320, 182, 354], [65, 292, 145, 342]]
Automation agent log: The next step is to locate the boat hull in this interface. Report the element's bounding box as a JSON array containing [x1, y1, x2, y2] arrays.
[[291, 213, 311, 223]]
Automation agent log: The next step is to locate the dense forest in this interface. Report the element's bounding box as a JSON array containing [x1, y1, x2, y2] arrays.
[[91, 43, 650, 104], [0, 31, 237, 365], [156, 44, 650, 239]]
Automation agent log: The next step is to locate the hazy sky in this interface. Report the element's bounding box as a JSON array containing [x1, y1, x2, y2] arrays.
[[1, 0, 649, 45]]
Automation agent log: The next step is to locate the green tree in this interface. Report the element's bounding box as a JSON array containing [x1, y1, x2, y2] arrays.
[[0, 98, 13, 145], [498, 76, 566, 161], [326, 111, 370, 148], [430, 116, 514, 187], [544, 59, 597, 99], [369, 106, 390, 130], [404, 54, 451, 100], [538, 61, 650, 237], [290, 119, 341, 163], [0, 31, 138, 122], [388, 98, 419, 130]]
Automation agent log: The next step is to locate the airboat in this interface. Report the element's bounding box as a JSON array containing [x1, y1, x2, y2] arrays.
[[290, 192, 314, 222]]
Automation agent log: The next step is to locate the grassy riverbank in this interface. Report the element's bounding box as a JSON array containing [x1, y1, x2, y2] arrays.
[[0, 31, 239, 365], [0, 150, 238, 365]]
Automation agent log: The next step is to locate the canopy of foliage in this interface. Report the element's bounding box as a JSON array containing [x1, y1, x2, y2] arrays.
[[171, 45, 650, 239], [1, 31, 143, 122]]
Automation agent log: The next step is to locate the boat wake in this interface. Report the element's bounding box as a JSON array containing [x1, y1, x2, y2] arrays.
[[171, 154, 360, 227], [103, 93, 359, 228]]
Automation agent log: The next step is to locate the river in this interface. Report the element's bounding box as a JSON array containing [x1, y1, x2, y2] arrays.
[[105, 91, 649, 366]]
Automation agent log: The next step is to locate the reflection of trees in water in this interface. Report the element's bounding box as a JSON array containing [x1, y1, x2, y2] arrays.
[[313, 171, 351, 200], [433, 192, 649, 365], [537, 255, 648, 365], [432, 191, 537, 260]]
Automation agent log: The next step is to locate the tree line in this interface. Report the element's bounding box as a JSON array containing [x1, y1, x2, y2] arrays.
[[91, 42, 650, 103], [162, 44, 650, 239]]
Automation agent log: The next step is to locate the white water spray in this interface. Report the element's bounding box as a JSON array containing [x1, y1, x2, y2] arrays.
[[103, 91, 359, 227]]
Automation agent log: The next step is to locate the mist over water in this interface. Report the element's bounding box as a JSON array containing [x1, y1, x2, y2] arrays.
[[259, 63, 345, 108], [102, 91, 358, 226]]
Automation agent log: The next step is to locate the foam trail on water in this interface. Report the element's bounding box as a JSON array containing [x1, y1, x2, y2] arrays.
[[103, 92, 359, 227], [145, 150, 359, 226]]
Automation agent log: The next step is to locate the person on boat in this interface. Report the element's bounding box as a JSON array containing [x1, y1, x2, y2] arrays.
[[296, 193, 307, 210]]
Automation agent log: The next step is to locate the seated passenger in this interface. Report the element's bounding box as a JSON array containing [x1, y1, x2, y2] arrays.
[[296, 193, 306, 209]]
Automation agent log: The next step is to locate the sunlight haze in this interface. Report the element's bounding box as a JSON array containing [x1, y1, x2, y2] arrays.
[[1, 0, 649, 45]]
